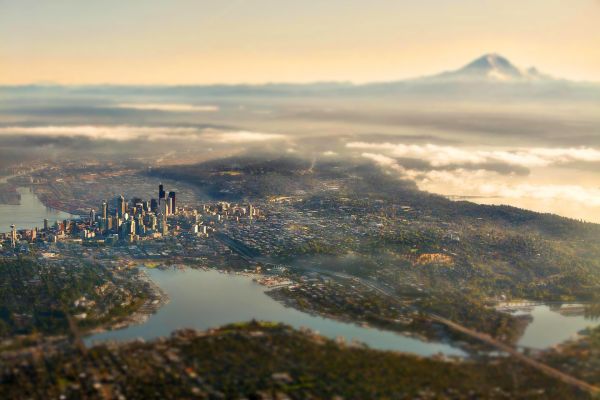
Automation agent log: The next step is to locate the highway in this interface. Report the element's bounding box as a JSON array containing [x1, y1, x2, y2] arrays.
[[218, 232, 600, 396], [431, 314, 600, 396]]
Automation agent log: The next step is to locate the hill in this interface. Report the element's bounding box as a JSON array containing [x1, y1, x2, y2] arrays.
[[0, 322, 587, 399], [151, 155, 600, 301]]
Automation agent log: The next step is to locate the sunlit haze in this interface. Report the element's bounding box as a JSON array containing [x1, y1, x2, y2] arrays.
[[2, 3, 600, 398], [1, 0, 600, 84]]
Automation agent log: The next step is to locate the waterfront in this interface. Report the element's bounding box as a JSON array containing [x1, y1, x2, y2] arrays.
[[86, 268, 466, 356], [512, 304, 600, 349], [0, 186, 75, 232], [1, 182, 599, 356]]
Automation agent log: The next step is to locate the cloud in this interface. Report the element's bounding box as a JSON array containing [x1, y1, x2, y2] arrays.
[[361, 152, 400, 168], [479, 183, 600, 206], [0, 125, 200, 141], [116, 103, 219, 112], [0, 125, 286, 144], [360, 151, 600, 214], [292, 109, 600, 144], [349, 142, 600, 170], [204, 130, 286, 143]]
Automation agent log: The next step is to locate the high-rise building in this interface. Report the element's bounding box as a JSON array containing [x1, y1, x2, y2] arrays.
[[10, 224, 16, 248], [168, 191, 176, 214], [150, 198, 158, 213], [159, 197, 168, 217], [149, 214, 157, 231], [136, 214, 145, 235], [135, 203, 144, 216], [116, 195, 126, 218], [43, 219, 49, 231], [129, 217, 136, 235], [159, 183, 166, 200], [101, 200, 108, 220], [161, 216, 168, 235], [89, 209, 96, 225], [166, 197, 173, 216]]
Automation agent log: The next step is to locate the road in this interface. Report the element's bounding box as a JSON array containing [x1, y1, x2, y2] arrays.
[[431, 314, 600, 396], [217, 232, 600, 396]]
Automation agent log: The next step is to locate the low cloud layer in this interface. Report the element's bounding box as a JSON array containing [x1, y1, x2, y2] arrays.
[[206, 131, 286, 143], [116, 103, 219, 112], [349, 142, 600, 170], [360, 149, 600, 220], [0, 125, 197, 141], [0, 125, 285, 144]]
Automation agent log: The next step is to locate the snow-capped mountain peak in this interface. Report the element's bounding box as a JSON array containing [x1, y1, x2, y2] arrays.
[[431, 53, 551, 82]]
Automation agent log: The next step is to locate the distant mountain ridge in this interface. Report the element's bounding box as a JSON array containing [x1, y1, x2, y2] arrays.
[[1, 53, 598, 101]]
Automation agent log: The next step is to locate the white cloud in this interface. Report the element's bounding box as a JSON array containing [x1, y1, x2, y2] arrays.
[[478, 183, 600, 207], [360, 151, 600, 216], [205, 130, 286, 143], [348, 142, 600, 169], [0, 125, 200, 141], [0, 125, 286, 144], [116, 103, 219, 112], [362, 152, 400, 168]]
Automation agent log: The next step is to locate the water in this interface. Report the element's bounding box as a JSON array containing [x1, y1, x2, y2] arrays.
[[86, 268, 465, 356], [2, 178, 596, 354], [512, 304, 600, 349], [0, 187, 75, 233]]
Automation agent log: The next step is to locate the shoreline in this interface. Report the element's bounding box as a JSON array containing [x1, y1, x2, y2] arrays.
[[84, 268, 170, 340]]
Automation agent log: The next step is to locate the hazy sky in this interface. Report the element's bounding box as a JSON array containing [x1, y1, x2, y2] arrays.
[[2, 0, 600, 84]]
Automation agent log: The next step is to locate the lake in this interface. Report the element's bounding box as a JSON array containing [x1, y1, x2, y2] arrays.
[[510, 304, 600, 349], [86, 268, 466, 357], [2, 183, 598, 355]]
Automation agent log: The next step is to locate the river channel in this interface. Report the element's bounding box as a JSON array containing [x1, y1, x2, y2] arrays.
[[0, 181, 75, 233]]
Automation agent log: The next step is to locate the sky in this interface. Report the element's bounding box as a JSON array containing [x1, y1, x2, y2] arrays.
[[1, 0, 600, 85]]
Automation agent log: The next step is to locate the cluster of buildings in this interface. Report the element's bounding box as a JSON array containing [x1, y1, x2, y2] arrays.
[[1, 184, 261, 251], [83, 183, 177, 242]]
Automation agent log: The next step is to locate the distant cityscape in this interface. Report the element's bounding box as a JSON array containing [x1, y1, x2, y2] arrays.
[[1, 183, 259, 250]]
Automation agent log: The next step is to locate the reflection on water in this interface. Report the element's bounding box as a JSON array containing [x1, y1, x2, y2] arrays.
[[3, 179, 596, 354], [87, 268, 465, 357], [0, 187, 75, 232], [512, 304, 600, 349]]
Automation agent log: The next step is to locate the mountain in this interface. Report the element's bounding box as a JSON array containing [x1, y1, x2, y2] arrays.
[[342, 53, 600, 100], [428, 53, 553, 83], [1, 53, 597, 102]]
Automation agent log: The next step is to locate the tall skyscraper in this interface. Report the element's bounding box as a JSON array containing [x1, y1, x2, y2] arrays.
[[160, 198, 168, 217], [43, 219, 49, 231], [10, 224, 16, 248], [149, 214, 157, 231], [89, 209, 96, 225], [101, 200, 108, 220], [116, 195, 126, 218], [150, 198, 158, 213], [168, 191, 176, 214], [129, 217, 136, 235], [159, 183, 166, 200], [166, 198, 171, 216], [160, 214, 168, 235]]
